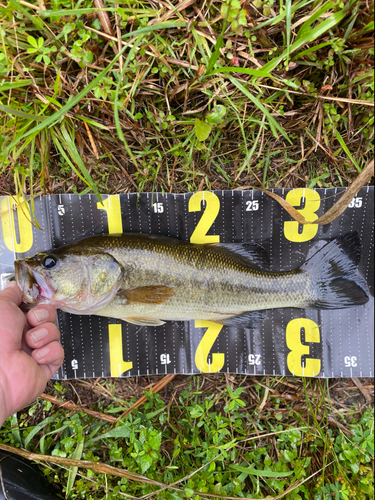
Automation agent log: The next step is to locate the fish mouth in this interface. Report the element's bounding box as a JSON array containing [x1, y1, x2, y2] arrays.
[[14, 260, 54, 304]]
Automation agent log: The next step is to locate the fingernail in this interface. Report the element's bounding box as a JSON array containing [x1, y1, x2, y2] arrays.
[[35, 346, 50, 361], [29, 328, 48, 343], [33, 308, 49, 323]]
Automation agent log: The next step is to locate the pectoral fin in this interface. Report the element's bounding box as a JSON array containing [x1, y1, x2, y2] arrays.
[[123, 317, 166, 327], [118, 285, 174, 305]]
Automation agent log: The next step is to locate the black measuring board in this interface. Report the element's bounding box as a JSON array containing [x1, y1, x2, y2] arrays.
[[0, 188, 373, 379]]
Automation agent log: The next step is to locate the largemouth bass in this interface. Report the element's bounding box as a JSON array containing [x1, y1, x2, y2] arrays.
[[14, 232, 369, 327]]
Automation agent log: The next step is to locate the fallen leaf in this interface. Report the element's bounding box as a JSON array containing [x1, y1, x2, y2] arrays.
[[320, 84, 333, 92]]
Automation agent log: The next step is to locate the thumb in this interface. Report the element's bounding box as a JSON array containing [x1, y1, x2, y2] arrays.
[[0, 281, 25, 340], [0, 281, 22, 306]]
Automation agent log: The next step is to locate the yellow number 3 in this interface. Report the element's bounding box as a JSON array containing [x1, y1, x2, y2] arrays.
[[286, 318, 321, 377], [284, 188, 320, 242]]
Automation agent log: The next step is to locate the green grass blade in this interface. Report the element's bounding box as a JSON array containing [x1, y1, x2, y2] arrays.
[[211, 67, 273, 78], [285, 0, 292, 59], [230, 464, 294, 478], [296, 1, 335, 41], [121, 22, 187, 39], [9, 0, 44, 29], [66, 438, 84, 498], [1, 22, 185, 161], [263, 145, 271, 188], [260, 9, 347, 73], [60, 125, 102, 200], [253, 0, 314, 31], [0, 80, 36, 91], [38, 7, 116, 16], [52, 134, 91, 185], [0, 104, 48, 121], [205, 33, 224, 74], [229, 76, 290, 142], [293, 41, 332, 59], [335, 130, 360, 172], [236, 115, 266, 181]]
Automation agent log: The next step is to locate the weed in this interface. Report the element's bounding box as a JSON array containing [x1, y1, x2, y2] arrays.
[[1, 378, 373, 499], [0, 0, 373, 196]]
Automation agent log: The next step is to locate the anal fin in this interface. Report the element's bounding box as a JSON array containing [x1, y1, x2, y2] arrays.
[[219, 310, 267, 329], [123, 317, 166, 327]]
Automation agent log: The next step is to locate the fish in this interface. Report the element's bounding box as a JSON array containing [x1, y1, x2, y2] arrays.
[[14, 231, 369, 328]]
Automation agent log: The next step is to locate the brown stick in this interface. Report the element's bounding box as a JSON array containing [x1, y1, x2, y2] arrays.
[[40, 393, 117, 423], [351, 378, 372, 403], [260, 158, 374, 225], [0, 442, 162, 485], [116, 374, 176, 421], [93, 0, 114, 37]]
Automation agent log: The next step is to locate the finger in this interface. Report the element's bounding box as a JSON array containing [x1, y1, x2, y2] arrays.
[[25, 323, 60, 350], [27, 305, 57, 327], [32, 341, 64, 380], [0, 281, 22, 305], [0, 300, 25, 340]]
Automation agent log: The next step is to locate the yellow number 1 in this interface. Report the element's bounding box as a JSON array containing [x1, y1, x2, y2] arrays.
[[109, 324, 133, 376], [286, 318, 321, 377], [97, 195, 123, 234]]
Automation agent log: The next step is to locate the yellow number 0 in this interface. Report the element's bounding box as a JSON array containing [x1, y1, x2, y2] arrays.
[[0, 196, 33, 253], [286, 318, 321, 377], [195, 320, 225, 372], [97, 195, 123, 234], [189, 192, 220, 244], [284, 189, 320, 242]]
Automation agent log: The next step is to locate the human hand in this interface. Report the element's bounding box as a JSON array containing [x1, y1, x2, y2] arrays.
[[0, 281, 64, 427]]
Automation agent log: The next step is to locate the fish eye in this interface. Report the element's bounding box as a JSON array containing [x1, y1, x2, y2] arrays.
[[42, 255, 58, 269]]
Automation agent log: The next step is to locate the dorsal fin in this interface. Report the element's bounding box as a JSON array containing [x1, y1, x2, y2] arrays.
[[212, 242, 270, 271]]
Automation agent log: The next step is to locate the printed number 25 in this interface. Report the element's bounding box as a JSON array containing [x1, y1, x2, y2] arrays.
[[284, 189, 321, 242]]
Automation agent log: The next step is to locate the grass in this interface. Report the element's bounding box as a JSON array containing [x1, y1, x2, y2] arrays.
[[0, 0, 373, 195], [0, 376, 373, 499], [0, 0, 374, 498]]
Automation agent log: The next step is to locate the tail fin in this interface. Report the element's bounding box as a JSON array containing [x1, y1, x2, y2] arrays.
[[301, 232, 369, 309]]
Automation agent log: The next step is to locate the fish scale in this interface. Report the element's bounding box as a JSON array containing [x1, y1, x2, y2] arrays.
[[81, 235, 316, 323]]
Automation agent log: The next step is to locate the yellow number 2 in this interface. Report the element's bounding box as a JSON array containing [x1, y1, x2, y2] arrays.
[[109, 324, 133, 377], [286, 318, 321, 377], [284, 188, 320, 242], [0, 196, 33, 254], [189, 192, 220, 244], [194, 320, 225, 372], [97, 195, 123, 234]]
